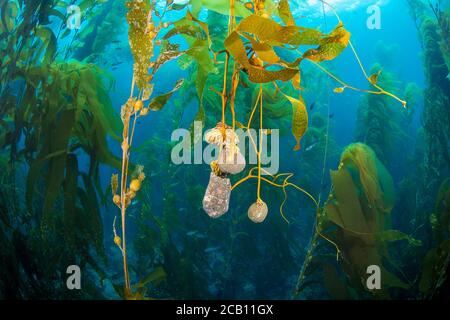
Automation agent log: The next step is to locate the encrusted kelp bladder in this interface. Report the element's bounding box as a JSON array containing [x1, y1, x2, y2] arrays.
[[203, 123, 245, 218], [295, 143, 421, 299], [172, 0, 407, 223], [112, 0, 184, 299]]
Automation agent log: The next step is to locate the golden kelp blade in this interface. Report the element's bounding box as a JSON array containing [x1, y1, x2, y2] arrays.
[[224, 31, 298, 83], [126, 0, 154, 89], [278, 0, 295, 26], [236, 14, 323, 46], [278, 93, 308, 151], [190, 0, 252, 17], [303, 23, 351, 62]]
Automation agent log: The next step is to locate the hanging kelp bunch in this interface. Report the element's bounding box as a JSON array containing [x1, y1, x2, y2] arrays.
[[176, 0, 407, 224], [202, 123, 246, 218]]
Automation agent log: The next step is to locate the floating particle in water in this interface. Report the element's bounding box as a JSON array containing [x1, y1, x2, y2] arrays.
[[205, 246, 222, 253], [202, 172, 231, 219], [305, 141, 319, 152]]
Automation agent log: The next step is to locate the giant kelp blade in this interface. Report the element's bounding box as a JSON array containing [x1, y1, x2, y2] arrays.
[[148, 79, 184, 111], [329, 168, 369, 234], [34, 26, 57, 65], [63, 154, 79, 247], [79, 173, 104, 254], [278, 0, 295, 26], [244, 34, 281, 64], [126, 0, 154, 89], [42, 109, 76, 228], [190, 0, 251, 17], [1, 0, 18, 32], [303, 23, 351, 62], [133, 267, 167, 289], [323, 263, 349, 299], [236, 14, 323, 46], [224, 31, 298, 83], [278, 92, 308, 151]]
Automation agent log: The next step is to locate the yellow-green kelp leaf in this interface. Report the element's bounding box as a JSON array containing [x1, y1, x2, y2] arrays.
[[329, 169, 370, 234], [147, 79, 184, 111], [191, 0, 252, 17], [34, 26, 57, 65], [34, 109, 76, 226], [375, 230, 422, 246], [278, 91, 308, 151], [303, 22, 351, 62], [224, 14, 326, 83], [126, 0, 154, 89], [236, 14, 323, 46], [277, 0, 295, 26], [1, 0, 19, 32], [244, 34, 280, 64], [133, 266, 167, 290], [186, 10, 212, 49], [291, 95, 309, 151], [165, 11, 216, 107], [225, 31, 298, 83]]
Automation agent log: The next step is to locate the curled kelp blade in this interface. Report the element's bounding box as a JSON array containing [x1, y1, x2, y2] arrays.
[[202, 172, 231, 218]]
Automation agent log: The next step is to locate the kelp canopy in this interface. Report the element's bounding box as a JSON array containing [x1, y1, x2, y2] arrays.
[[0, 0, 448, 301]]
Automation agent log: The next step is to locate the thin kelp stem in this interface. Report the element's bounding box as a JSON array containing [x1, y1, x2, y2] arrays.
[[257, 85, 264, 201], [245, 88, 263, 157], [221, 53, 230, 127], [349, 41, 407, 107], [232, 170, 319, 215], [230, 70, 240, 130], [220, 0, 236, 129], [120, 104, 132, 296], [316, 0, 406, 107], [298, 50, 383, 94]]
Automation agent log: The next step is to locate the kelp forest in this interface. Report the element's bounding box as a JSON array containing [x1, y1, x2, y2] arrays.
[[0, 0, 449, 300]]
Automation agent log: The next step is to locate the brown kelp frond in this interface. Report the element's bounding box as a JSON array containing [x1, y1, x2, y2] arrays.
[[340, 143, 395, 214], [295, 143, 420, 299]]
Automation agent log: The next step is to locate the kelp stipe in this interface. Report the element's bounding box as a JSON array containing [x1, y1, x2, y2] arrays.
[[111, 0, 183, 299], [405, 0, 450, 299]]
